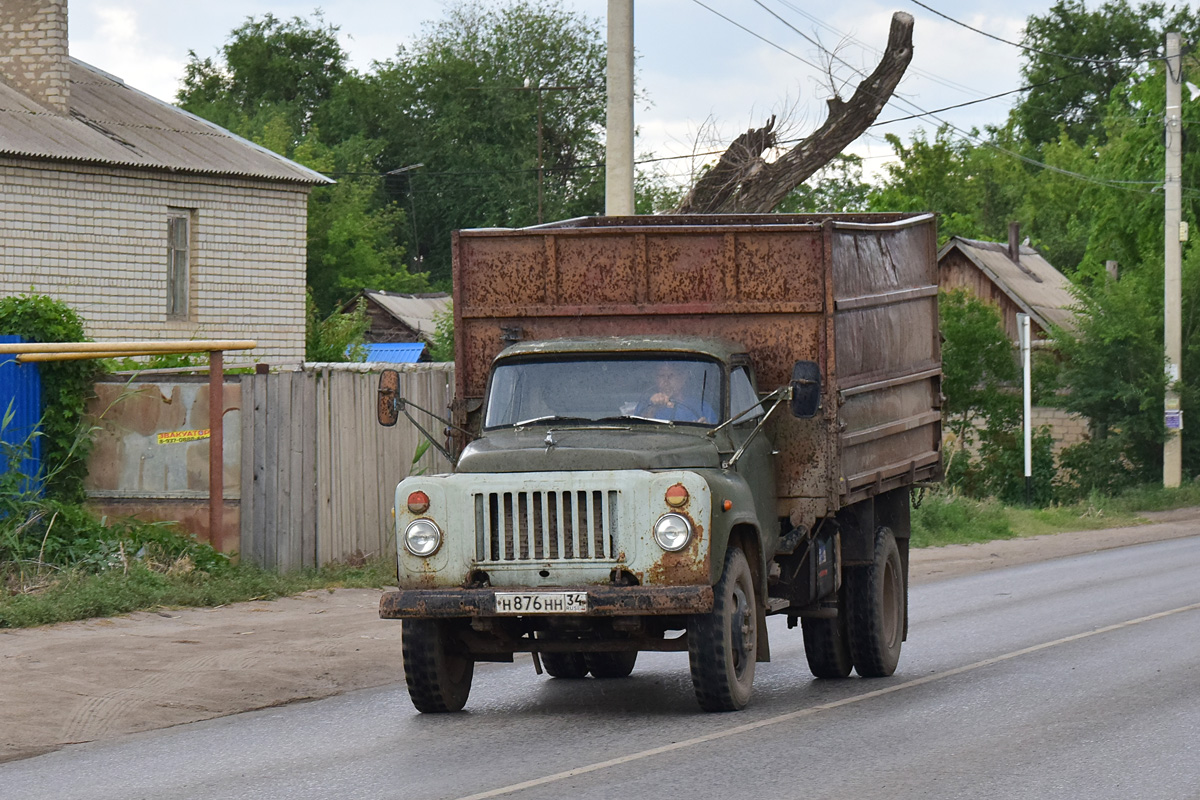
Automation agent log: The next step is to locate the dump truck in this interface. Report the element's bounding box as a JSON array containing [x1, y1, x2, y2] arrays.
[[377, 213, 942, 713]]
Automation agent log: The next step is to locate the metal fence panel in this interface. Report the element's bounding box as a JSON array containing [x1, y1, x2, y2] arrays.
[[0, 335, 42, 492]]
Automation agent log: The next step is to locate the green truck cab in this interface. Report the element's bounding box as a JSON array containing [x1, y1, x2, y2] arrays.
[[379, 213, 943, 713]]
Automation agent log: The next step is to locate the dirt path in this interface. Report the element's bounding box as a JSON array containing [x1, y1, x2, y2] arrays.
[[2, 509, 1197, 763]]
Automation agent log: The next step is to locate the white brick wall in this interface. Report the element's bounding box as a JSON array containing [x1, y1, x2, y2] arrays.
[[0, 158, 310, 363]]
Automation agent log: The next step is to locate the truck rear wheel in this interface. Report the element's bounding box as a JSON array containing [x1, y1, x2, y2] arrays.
[[402, 619, 474, 712], [541, 652, 589, 679], [584, 651, 638, 678], [844, 526, 904, 677], [801, 606, 853, 679], [688, 546, 757, 711]]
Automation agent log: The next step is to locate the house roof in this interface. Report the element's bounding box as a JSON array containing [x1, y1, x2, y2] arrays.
[[938, 237, 1078, 332], [0, 59, 332, 185], [360, 290, 452, 341], [361, 342, 427, 363]]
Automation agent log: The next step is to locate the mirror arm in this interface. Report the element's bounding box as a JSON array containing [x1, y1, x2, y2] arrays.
[[398, 400, 459, 469], [722, 387, 792, 470], [707, 385, 788, 438]]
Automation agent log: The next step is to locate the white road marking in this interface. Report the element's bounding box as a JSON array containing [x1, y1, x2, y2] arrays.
[[452, 601, 1200, 800]]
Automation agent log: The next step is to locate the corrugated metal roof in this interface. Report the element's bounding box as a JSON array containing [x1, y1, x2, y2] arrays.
[[0, 59, 332, 185], [939, 237, 1078, 332], [363, 291, 452, 340], [361, 342, 427, 363]]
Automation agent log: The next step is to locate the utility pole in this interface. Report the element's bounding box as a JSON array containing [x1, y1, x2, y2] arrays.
[[1019, 313, 1032, 504], [1164, 32, 1183, 487], [606, 0, 635, 215]]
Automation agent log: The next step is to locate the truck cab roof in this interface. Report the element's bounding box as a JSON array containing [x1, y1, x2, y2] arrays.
[[495, 335, 746, 364]]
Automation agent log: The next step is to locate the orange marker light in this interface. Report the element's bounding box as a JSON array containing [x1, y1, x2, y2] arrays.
[[407, 490, 430, 514], [723, 499, 733, 512], [665, 483, 689, 507]]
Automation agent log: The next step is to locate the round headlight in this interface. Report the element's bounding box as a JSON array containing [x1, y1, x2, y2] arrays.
[[653, 513, 693, 552], [404, 519, 442, 557]]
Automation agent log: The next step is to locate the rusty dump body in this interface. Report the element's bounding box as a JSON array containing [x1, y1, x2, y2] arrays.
[[451, 213, 942, 525]]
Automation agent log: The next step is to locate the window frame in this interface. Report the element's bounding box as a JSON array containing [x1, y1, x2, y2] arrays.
[[166, 209, 193, 319]]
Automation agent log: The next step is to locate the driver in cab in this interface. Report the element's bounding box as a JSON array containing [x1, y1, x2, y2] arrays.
[[637, 362, 715, 424]]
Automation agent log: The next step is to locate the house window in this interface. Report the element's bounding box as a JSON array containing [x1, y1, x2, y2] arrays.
[[166, 210, 192, 318]]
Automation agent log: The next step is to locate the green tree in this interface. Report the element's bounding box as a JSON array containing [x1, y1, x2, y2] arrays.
[[179, 12, 347, 137], [305, 290, 369, 363], [776, 154, 871, 213], [350, 0, 609, 283], [939, 289, 1020, 445], [1015, 0, 1200, 148]]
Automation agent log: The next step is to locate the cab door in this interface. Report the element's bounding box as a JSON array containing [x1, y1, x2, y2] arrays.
[[728, 362, 778, 551]]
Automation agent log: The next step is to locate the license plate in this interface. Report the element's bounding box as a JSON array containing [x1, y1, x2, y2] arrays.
[[494, 591, 588, 614]]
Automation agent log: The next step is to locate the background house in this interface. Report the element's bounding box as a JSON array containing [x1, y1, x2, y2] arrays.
[[0, 0, 331, 363], [938, 225, 1077, 344], [938, 224, 1087, 454], [342, 289, 451, 362]]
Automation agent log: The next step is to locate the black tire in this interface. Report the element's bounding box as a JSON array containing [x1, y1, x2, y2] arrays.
[[801, 608, 853, 679], [541, 651, 589, 679], [584, 651, 638, 678], [401, 619, 474, 712], [688, 546, 757, 712], [844, 526, 905, 678]]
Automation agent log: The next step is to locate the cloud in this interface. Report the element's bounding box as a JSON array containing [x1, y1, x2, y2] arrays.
[[71, 4, 187, 103]]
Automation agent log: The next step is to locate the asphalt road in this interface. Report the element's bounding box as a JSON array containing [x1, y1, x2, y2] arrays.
[[5, 535, 1199, 800]]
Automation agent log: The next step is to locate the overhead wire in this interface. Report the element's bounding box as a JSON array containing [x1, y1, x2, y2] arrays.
[[907, 0, 1163, 67]]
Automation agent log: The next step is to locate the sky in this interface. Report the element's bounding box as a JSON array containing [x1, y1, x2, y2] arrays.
[[67, 0, 1058, 184]]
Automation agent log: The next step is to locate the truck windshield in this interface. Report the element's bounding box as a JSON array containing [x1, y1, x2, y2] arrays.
[[485, 357, 724, 428]]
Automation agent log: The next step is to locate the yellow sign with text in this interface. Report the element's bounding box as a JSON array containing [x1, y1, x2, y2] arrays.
[[157, 429, 210, 445]]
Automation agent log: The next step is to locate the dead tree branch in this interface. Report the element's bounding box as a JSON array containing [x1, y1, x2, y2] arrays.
[[671, 11, 914, 214]]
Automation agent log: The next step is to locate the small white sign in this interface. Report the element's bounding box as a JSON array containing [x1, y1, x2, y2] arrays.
[[1166, 410, 1183, 431]]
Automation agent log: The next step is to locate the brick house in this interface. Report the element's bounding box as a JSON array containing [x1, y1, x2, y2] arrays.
[[0, 1, 331, 363]]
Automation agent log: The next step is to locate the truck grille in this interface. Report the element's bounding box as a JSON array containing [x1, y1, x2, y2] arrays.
[[474, 490, 619, 563]]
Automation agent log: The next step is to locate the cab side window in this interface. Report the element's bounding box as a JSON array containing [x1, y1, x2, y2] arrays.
[[730, 367, 764, 423]]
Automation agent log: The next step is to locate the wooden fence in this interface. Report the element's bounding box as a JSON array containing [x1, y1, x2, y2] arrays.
[[239, 363, 453, 571]]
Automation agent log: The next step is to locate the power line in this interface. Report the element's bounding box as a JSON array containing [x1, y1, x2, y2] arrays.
[[772, 0, 979, 96], [907, 0, 1163, 67]]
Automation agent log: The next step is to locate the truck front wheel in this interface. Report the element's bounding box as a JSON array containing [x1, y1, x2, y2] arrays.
[[844, 526, 904, 677], [688, 546, 757, 711], [402, 619, 474, 712]]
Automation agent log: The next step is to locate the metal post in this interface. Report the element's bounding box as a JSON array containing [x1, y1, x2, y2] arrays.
[[209, 349, 224, 548], [1165, 32, 1183, 487], [605, 0, 635, 215], [1019, 313, 1032, 505]]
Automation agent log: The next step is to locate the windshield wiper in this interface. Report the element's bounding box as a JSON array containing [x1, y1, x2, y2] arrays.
[[596, 414, 677, 426], [513, 415, 593, 427]]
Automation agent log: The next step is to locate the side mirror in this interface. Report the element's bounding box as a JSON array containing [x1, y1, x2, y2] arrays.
[[377, 369, 401, 426], [790, 360, 821, 418]]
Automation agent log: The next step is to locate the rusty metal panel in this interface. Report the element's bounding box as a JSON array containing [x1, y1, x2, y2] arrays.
[[646, 233, 729, 304], [554, 234, 643, 306], [86, 379, 241, 499], [456, 233, 549, 310], [734, 230, 826, 303]]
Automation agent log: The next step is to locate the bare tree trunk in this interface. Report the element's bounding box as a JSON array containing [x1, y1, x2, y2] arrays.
[[671, 12, 914, 215]]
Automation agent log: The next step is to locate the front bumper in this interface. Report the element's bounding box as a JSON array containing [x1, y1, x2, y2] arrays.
[[379, 585, 714, 619]]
